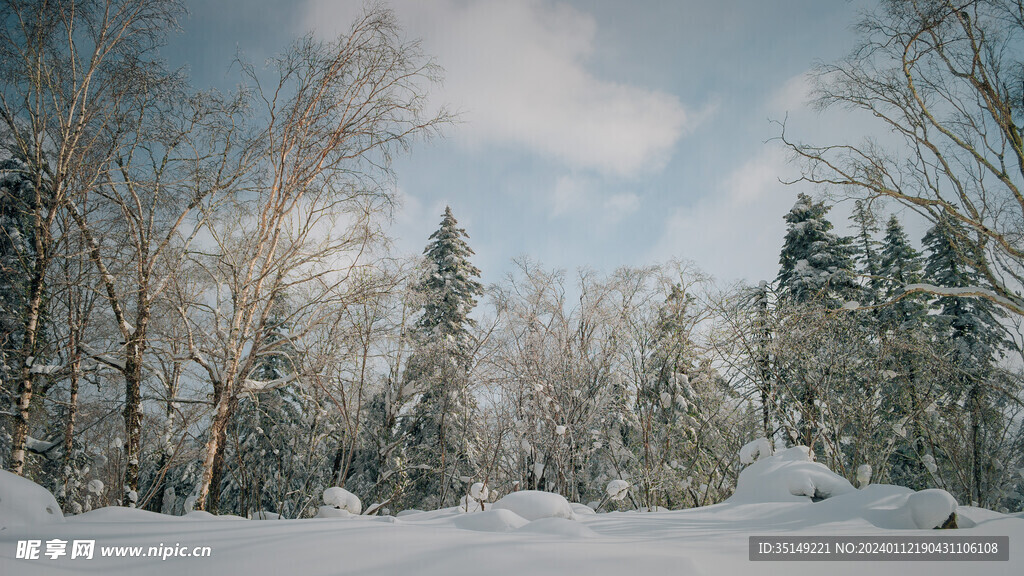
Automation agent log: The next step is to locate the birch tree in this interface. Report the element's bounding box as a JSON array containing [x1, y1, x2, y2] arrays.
[[181, 5, 449, 512]]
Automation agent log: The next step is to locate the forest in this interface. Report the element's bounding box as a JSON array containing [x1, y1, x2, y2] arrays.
[[2, 0, 1023, 522]]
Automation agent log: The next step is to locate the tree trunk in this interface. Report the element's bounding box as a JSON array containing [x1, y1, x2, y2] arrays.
[[10, 255, 48, 476], [122, 339, 146, 506], [197, 377, 236, 512]]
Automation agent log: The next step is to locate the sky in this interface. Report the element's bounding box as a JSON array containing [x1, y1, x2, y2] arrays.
[[165, 0, 881, 288]]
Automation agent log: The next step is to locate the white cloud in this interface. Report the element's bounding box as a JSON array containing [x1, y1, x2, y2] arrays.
[[768, 72, 813, 115], [604, 193, 639, 215], [304, 0, 693, 176], [650, 146, 800, 283], [552, 175, 589, 216]]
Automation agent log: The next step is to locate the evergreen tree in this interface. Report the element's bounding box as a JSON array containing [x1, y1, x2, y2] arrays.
[[776, 193, 856, 306], [922, 215, 1006, 506], [875, 215, 931, 489], [849, 199, 882, 305], [774, 193, 857, 450], [877, 216, 926, 330], [415, 207, 483, 359], [401, 207, 483, 509]]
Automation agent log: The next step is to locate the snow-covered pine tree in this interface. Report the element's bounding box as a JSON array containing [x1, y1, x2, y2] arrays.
[[921, 215, 1007, 506], [774, 193, 857, 450], [776, 193, 857, 307], [877, 215, 926, 330], [415, 207, 483, 358], [401, 207, 483, 509], [874, 215, 932, 490], [849, 199, 882, 306]]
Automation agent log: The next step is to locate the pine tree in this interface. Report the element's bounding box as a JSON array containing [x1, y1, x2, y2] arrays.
[[877, 216, 926, 330], [875, 215, 930, 489], [776, 193, 856, 306], [402, 207, 483, 509], [850, 200, 882, 305], [922, 215, 1006, 506], [415, 207, 483, 359], [774, 193, 856, 450]]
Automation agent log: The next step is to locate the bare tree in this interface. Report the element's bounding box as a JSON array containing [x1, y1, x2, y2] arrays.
[[70, 86, 247, 504], [0, 0, 183, 475], [179, 5, 450, 512], [781, 0, 1024, 316]]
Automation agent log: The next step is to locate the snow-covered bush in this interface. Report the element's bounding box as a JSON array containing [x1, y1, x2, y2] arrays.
[[605, 479, 630, 501], [727, 446, 855, 503], [314, 506, 351, 518], [904, 489, 957, 529], [459, 494, 482, 513], [323, 487, 361, 514], [856, 464, 872, 488], [739, 438, 773, 465], [491, 490, 575, 521]]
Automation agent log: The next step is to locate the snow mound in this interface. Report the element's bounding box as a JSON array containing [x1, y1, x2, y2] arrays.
[[459, 494, 483, 513], [470, 482, 489, 500], [396, 509, 425, 517], [0, 470, 64, 530], [727, 446, 855, 503], [323, 487, 361, 514], [516, 517, 598, 538], [739, 437, 773, 465], [905, 489, 957, 529], [68, 507, 176, 523], [492, 490, 575, 521], [452, 508, 530, 532], [605, 479, 630, 501], [315, 505, 351, 519], [570, 502, 596, 515]]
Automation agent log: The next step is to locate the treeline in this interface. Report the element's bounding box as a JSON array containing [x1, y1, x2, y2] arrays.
[[2, 0, 1023, 518]]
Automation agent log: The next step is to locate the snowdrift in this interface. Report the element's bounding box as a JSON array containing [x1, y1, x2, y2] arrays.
[[728, 445, 959, 530], [1, 459, 1021, 576], [0, 470, 64, 530]]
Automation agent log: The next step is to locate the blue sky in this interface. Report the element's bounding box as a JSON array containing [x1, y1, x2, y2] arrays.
[[166, 0, 877, 287]]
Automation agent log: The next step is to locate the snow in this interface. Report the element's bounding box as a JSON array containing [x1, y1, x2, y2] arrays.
[[25, 437, 60, 458], [251, 511, 282, 520], [469, 482, 489, 501], [905, 489, 958, 529], [1, 469, 1022, 575], [570, 502, 596, 515], [515, 517, 598, 538], [87, 480, 104, 495], [729, 446, 855, 503], [458, 495, 482, 513], [605, 479, 630, 501], [0, 470, 64, 530], [856, 464, 872, 487], [322, 487, 361, 514], [739, 437, 773, 464], [452, 509, 528, 532], [491, 490, 575, 521], [314, 505, 350, 519]]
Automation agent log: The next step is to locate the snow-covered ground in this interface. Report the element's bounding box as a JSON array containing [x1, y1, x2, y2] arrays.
[[2, 447, 1021, 575]]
